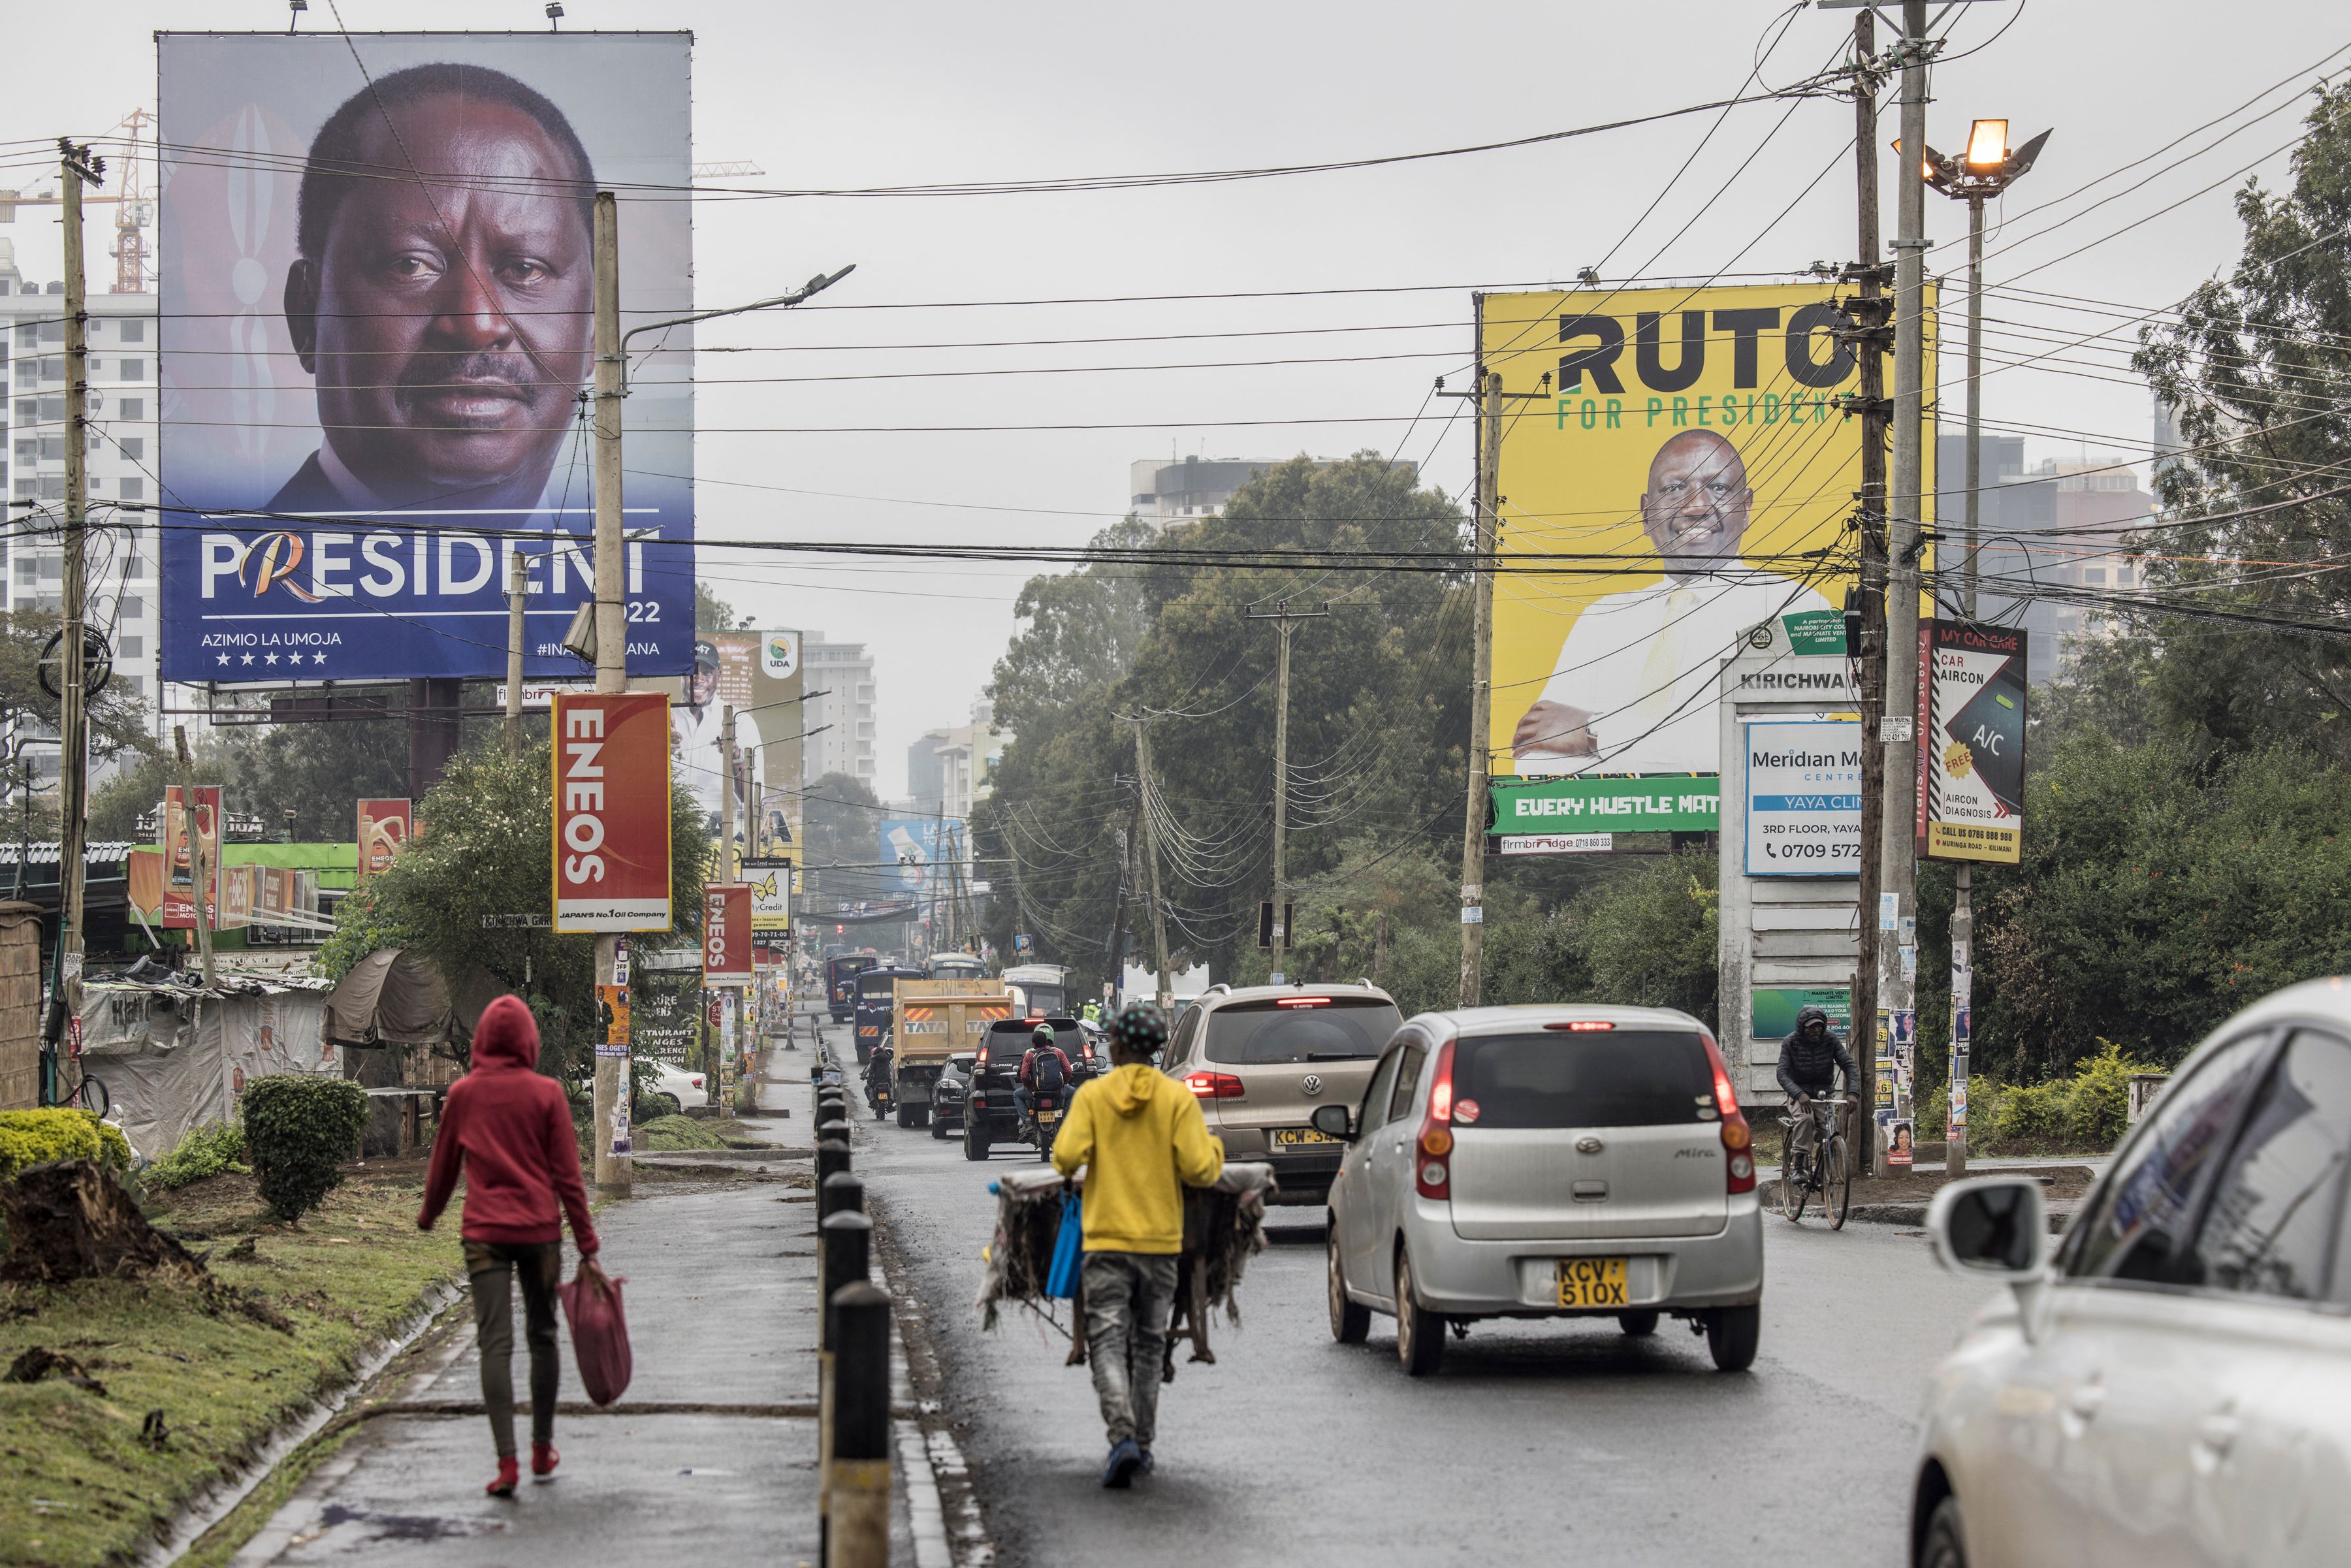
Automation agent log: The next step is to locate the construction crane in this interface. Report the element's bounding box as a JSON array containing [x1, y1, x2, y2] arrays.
[[693, 161, 767, 180], [0, 109, 157, 295]]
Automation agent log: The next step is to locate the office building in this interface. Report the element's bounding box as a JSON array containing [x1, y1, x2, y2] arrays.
[[908, 699, 1006, 822], [1936, 430, 2153, 687], [803, 635, 876, 786], [1, 237, 164, 776]]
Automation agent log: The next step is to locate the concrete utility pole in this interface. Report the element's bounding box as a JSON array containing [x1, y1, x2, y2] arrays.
[[1458, 366, 1502, 1008], [1846, 8, 1891, 1179], [721, 703, 746, 1081], [505, 548, 529, 755], [54, 140, 103, 1066], [590, 190, 629, 1197], [1132, 720, 1174, 1008], [1244, 600, 1325, 984], [1876, 0, 1932, 1170], [172, 727, 216, 989]]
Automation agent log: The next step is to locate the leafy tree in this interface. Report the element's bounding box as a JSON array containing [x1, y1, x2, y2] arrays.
[[1927, 733, 2351, 1080], [696, 582, 745, 632], [978, 456, 1471, 989], [803, 768, 883, 905], [89, 718, 407, 843], [319, 737, 709, 1085], [0, 607, 159, 835], [2120, 80, 2351, 754]]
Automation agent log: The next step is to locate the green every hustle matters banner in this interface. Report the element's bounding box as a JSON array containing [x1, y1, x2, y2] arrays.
[[1491, 776, 1721, 836]]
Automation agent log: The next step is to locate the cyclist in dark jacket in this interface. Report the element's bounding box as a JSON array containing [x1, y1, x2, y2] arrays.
[[1776, 1005, 1859, 1176]]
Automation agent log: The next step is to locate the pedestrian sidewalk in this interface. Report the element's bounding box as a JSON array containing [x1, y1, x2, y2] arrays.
[[228, 1038, 914, 1568]]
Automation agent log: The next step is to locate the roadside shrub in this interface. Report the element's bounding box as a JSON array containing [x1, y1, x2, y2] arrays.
[[240, 1076, 368, 1221], [144, 1119, 250, 1191], [0, 1108, 132, 1181], [1976, 1042, 2156, 1154]]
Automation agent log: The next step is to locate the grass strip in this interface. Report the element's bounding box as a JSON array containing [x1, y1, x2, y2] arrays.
[[0, 1165, 462, 1568]]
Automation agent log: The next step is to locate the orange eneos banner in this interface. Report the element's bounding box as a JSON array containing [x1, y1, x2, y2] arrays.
[[161, 784, 222, 929], [552, 691, 673, 933], [355, 798, 413, 882], [703, 883, 754, 985]]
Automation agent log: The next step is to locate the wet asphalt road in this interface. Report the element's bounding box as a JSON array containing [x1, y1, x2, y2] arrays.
[[831, 1023, 1998, 1567]]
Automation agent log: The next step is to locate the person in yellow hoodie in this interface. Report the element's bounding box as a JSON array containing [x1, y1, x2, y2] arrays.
[[1051, 998, 1224, 1488]]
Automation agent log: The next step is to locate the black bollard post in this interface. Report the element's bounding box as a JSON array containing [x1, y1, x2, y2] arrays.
[[818, 1208, 871, 1351], [826, 1283, 892, 1568], [819, 1168, 865, 1224], [814, 1138, 850, 1197]]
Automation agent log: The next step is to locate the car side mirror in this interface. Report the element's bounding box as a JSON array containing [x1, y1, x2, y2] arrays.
[[1927, 1176, 2047, 1279], [1311, 1103, 1355, 1141]]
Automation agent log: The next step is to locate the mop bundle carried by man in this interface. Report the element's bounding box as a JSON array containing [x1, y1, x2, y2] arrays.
[[1050, 999, 1224, 1489]]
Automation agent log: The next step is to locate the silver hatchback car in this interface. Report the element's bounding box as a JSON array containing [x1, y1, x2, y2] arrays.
[[1317, 1004, 1765, 1376], [1160, 982, 1401, 1206]]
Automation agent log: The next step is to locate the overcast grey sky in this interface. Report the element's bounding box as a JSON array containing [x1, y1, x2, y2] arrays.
[[6, 1, 2344, 795]]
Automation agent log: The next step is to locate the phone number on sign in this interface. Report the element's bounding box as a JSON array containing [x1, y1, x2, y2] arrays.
[[1762, 842, 1861, 860]]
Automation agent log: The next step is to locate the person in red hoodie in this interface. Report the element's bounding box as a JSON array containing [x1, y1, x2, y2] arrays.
[[419, 994, 603, 1497]]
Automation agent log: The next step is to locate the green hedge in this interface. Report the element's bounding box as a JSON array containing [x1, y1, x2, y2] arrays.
[[144, 1119, 250, 1191], [240, 1076, 368, 1220], [0, 1109, 133, 1182], [1972, 1042, 2152, 1153]]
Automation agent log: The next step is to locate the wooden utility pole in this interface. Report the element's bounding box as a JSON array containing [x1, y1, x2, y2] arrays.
[[172, 727, 216, 989], [1132, 720, 1174, 1007], [1846, 8, 1891, 1178], [590, 190, 630, 1196], [1876, 0, 1932, 1172], [1437, 325, 1550, 1010], [505, 548, 529, 754], [54, 140, 103, 1076], [1243, 600, 1326, 984]]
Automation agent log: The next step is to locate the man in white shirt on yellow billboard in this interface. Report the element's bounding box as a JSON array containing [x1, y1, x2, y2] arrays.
[[1511, 428, 1831, 775]]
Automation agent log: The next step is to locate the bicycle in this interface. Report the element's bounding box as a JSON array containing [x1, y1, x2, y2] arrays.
[[1778, 1093, 1852, 1229], [56, 1071, 111, 1121]]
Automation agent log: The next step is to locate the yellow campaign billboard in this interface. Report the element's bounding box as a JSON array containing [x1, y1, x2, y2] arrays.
[[1484, 283, 1932, 781]]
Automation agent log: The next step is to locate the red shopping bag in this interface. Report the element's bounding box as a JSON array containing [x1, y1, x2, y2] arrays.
[[555, 1265, 633, 1406]]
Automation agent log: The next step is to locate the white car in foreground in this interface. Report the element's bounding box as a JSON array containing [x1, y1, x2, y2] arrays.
[[1915, 977, 2351, 1567]]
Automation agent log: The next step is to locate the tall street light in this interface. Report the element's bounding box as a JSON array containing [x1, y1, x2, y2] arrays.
[[1913, 118, 2051, 1181]]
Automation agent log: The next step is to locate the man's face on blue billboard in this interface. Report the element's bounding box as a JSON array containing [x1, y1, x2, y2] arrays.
[[284, 94, 593, 509]]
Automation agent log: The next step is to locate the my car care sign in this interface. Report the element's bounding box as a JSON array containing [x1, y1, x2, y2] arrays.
[[552, 692, 674, 931], [703, 884, 754, 985]]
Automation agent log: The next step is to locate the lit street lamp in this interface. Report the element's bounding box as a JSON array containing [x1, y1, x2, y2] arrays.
[[1899, 118, 2052, 1185]]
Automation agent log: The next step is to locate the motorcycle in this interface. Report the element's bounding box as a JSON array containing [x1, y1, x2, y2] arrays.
[[1019, 1089, 1064, 1161], [865, 1042, 895, 1122]]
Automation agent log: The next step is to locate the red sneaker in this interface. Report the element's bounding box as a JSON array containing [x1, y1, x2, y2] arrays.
[[532, 1443, 560, 1480], [487, 1456, 520, 1497]]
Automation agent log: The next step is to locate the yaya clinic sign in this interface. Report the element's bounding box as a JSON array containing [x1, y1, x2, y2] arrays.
[[552, 692, 673, 933]]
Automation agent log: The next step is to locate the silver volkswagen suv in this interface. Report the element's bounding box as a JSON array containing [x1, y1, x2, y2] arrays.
[[1317, 1004, 1764, 1376], [1159, 982, 1401, 1206]]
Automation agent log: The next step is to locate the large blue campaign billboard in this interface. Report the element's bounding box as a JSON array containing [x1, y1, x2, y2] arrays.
[[156, 31, 696, 680]]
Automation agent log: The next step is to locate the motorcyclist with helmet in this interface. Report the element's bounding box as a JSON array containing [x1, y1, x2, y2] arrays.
[[1013, 1023, 1072, 1140]]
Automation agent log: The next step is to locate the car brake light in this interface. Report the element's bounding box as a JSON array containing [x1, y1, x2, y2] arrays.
[[1415, 1039, 1456, 1200], [1546, 1019, 1615, 1031], [691, 1077, 703, 1089], [1184, 1071, 1245, 1099], [1275, 996, 1332, 1008], [1695, 1029, 1756, 1196]]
